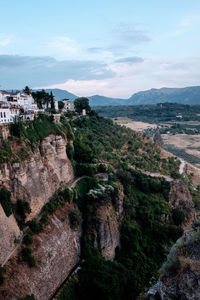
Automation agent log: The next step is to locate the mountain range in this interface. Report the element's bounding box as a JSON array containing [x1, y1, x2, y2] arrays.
[[46, 86, 200, 106], [8, 86, 200, 106]]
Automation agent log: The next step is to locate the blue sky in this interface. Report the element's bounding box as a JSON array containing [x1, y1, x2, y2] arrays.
[[0, 0, 200, 97]]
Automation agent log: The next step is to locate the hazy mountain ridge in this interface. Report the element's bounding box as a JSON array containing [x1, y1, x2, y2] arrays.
[[6, 86, 200, 105], [49, 86, 200, 106]]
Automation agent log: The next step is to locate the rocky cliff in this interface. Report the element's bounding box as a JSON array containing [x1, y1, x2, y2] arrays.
[[148, 230, 200, 300], [169, 180, 195, 226], [0, 202, 81, 300], [0, 134, 74, 265]]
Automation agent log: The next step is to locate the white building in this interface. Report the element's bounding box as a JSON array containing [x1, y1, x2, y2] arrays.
[[0, 90, 38, 123], [62, 99, 75, 111], [0, 102, 12, 123]]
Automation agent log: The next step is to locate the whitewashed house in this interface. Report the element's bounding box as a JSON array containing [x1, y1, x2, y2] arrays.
[[0, 102, 12, 123], [0, 90, 38, 123], [62, 99, 75, 111]]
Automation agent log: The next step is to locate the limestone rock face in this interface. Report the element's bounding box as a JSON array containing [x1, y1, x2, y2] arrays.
[[0, 134, 73, 265], [0, 205, 21, 265], [92, 185, 124, 260], [148, 231, 200, 300], [0, 135, 74, 220], [0, 202, 81, 300], [95, 202, 120, 260]]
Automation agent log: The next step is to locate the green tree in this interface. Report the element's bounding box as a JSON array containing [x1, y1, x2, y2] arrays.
[[0, 189, 12, 217], [50, 91, 55, 110], [23, 86, 32, 95], [74, 97, 91, 114], [58, 100, 65, 110]]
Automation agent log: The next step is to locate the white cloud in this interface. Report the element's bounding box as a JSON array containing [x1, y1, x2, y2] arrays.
[[0, 37, 11, 46], [43, 57, 200, 98], [46, 36, 81, 57]]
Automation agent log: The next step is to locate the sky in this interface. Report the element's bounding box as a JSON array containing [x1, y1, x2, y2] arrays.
[[0, 0, 200, 98]]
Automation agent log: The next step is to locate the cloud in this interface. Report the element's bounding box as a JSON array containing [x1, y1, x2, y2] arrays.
[[0, 54, 114, 89], [114, 56, 144, 64], [44, 57, 200, 98], [46, 36, 81, 53], [0, 37, 11, 46], [112, 24, 151, 44], [1, 54, 199, 98]]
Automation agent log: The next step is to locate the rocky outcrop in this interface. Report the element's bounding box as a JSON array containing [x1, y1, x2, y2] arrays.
[[90, 184, 124, 260], [169, 180, 195, 225], [0, 135, 74, 220], [95, 201, 120, 260], [0, 205, 21, 265], [148, 230, 200, 300], [0, 134, 73, 265], [0, 202, 81, 300]]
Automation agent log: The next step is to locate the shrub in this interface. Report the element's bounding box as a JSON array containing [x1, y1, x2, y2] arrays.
[[23, 233, 33, 245], [0, 274, 4, 285], [17, 200, 31, 221], [62, 188, 74, 203], [66, 142, 74, 160], [0, 188, 12, 217], [0, 265, 6, 286], [69, 208, 82, 229], [172, 208, 185, 226], [21, 247, 36, 268], [24, 294, 35, 300], [28, 220, 43, 234]]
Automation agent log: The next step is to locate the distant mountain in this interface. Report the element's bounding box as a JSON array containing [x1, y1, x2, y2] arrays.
[[88, 95, 128, 106], [127, 86, 200, 105], [42, 89, 77, 101], [8, 86, 200, 106]]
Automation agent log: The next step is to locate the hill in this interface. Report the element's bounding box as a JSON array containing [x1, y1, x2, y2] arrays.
[[90, 86, 200, 106], [88, 95, 127, 106], [39, 89, 77, 101], [127, 86, 200, 105]]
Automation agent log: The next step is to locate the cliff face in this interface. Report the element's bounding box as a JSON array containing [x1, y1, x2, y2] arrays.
[[169, 180, 195, 225], [0, 134, 74, 219], [0, 134, 74, 264], [148, 230, 200, 300], [148, 181, 198, 300], [95, 201, 120, 260], [90, 184, 124, 260], [0, 205, 21, 265], [0, 202, 81, 300]]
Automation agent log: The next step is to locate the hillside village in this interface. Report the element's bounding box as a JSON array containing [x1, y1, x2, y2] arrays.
[[0, 88, 75, 124]]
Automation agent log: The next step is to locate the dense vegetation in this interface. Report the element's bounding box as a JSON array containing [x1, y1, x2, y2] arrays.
[[57, 167, 183, 300], [57, 115, 184, 300], [95, 103, 200, 123], [72, 115, 180, 176]]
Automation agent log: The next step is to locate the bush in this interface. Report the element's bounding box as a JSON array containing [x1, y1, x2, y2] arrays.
[[0, 274, 4, 285], [69, 208, 82, 229], [17, 200, 31, 221], [62, 188, 74, 203], [0, 188, 12, 217], [66, 143, 74, 160], [28, 220, 43, 234], [24, 294, 35, 300], [21, 247, 36, 268], [0, 265, 6, 286], [172, 208, 185, 226], [23, 233, 33, 245]]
